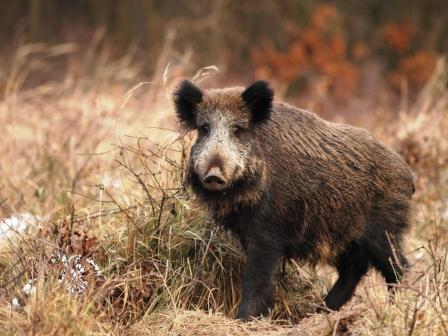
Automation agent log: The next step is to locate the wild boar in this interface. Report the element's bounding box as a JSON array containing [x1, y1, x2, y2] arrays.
[[173, 80, 414, 319]]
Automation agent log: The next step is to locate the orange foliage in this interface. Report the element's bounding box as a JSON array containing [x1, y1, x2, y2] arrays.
[[252, 5, 361, 101], [311, 4, 338, 32], [253, 6, 438, 99], [388, 51, 438, 89], [384, 22, 415, 54], [384, 22, 439, 91], [352, 42, 369, 61]]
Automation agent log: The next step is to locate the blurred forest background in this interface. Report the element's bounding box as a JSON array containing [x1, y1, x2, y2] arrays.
[[1, 0, 447, 113]]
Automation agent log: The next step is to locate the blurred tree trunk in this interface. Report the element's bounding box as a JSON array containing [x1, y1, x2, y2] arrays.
[[91, 0, 110, 29], [29, 0, 41, 41], [140, 0, 161, 64], [116, 0, 132, 50]]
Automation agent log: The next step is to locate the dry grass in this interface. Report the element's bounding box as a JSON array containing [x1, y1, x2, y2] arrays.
[[0, 44, 447, 335]]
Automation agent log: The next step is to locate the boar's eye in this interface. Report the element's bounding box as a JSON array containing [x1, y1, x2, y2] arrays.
[[198, 123, 210, 135], [232, 125, 243, 136]]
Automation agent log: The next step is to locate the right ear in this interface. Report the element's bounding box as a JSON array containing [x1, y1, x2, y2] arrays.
[[173, 80, 203, 130], [241, 80, 273, 125]]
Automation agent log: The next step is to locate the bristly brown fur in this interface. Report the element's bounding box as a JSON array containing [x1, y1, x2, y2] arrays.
[[174, 81, 415, 320]]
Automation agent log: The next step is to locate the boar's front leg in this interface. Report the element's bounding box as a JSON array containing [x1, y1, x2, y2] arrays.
[[236, 243, 281, 320]]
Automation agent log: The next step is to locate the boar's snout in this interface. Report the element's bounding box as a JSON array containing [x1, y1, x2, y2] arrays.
[[203, 167, 227, 191]]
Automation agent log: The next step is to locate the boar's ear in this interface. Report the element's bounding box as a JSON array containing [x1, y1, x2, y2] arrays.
[[173, 80, 203, 130], [241, 80, 273, 125]]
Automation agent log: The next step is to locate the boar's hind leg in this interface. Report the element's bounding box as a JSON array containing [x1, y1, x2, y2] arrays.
[[324, 242, 370, 311], [365, 234, 408, 291], [236, 246, 281, 321]]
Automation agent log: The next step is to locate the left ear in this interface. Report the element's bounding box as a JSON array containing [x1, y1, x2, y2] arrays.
[[173, 80, 203, 130], [241, 80, 273, 125]]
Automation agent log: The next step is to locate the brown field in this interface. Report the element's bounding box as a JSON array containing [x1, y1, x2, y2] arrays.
[[0, 41, 447, 336]]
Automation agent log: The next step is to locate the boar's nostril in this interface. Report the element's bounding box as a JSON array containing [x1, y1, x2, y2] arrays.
[[204, 175, 225, 185], [203, 167, 227, 188]]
